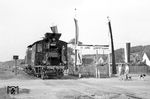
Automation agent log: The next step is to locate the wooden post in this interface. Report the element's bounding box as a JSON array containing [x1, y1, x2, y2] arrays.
[[107, 17, 117, 74], [108, 53, 111, 77], [95, 49, 98, 78], [74, 17, 79, 72]]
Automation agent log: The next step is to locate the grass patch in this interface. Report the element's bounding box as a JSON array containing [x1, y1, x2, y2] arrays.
[[0, 69, 15, 80], [0, 72, 14, 80]]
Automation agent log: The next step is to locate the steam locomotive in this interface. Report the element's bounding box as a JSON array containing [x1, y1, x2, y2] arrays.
[[24, 30, 68, 79]]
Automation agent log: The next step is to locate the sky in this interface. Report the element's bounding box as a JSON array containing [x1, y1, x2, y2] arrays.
[[0, 0, 150, 61]]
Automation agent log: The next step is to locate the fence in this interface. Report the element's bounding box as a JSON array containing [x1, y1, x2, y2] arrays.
[[75, 64, 109, 78], [129, 66, 150, 74], [68, 64, 150, 78]]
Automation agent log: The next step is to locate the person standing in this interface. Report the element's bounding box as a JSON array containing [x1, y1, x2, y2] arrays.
[[118, 64, 122, 77]]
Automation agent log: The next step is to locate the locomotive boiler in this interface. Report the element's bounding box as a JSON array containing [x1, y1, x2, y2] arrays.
[[24, 30, 68, 79]]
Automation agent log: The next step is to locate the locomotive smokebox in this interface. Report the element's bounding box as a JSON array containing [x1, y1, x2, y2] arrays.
[[44, 26, 61, 40], [45, 33, 61, 40]]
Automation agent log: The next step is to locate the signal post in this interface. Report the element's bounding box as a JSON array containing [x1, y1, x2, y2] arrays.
[[13, 55, 19, 75]]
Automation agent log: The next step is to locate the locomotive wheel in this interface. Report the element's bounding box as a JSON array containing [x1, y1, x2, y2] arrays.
[[56, 73, 62, 79], [36, 74, 41, 78], [56, 70, 63, 79]]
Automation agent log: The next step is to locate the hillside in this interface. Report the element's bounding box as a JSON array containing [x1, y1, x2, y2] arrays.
[[0, 59, 24, 69], [0, 45, 150, 68], [114, 45, 150, 65], [0, 62, 3, 66]]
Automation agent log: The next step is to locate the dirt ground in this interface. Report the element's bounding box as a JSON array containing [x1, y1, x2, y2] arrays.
[[0, 69, 150, 99]]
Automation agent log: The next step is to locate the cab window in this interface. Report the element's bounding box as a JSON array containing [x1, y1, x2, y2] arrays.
[[37, 43, 42, 52]]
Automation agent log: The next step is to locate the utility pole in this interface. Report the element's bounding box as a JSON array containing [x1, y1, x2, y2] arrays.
[[74, 8, 79, 72], [107, 17, 117, 74], [108, 48, 111, 77]]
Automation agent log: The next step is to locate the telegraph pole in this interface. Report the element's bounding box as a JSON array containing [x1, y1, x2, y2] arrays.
[[74, 8, 79, 72], [107, 17, 117, 74]]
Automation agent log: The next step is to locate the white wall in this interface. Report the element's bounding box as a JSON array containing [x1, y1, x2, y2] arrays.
[[143, 53, 150, 66]]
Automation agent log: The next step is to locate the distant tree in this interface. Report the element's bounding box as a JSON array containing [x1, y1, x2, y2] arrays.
[[114, 45, 149, 65], [68, 38, 83, 45], [67, 38, 83, 58], [114, 48, 125, 63], [20, 61, 25, 65]]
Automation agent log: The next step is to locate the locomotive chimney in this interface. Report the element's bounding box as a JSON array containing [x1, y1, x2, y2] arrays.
[[50, 26, 58, 33]]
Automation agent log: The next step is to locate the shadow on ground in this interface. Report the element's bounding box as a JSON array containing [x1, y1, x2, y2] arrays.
[[61, 91, 143, 99]]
